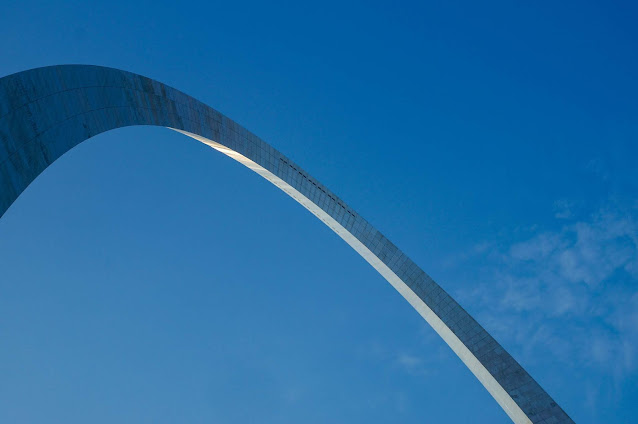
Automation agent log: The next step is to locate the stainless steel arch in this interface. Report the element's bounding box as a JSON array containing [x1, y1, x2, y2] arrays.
[[0, 65, 573, 423]]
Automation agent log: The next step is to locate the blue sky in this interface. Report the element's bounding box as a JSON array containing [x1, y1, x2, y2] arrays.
[[1, 1, 637, 422]]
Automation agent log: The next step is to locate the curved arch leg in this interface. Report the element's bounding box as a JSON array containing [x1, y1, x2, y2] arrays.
[[0, 65, 574, 423]]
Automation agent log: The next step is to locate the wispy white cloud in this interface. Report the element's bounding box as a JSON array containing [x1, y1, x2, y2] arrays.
[[395, 353, 429, 377], [456, 202, 638, 383]]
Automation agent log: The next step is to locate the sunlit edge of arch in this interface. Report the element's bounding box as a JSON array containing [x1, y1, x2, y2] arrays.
[[171, 128, 532, 424]]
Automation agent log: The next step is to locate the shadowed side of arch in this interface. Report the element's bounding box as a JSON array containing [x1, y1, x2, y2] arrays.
[[0, 65, 573, 424]]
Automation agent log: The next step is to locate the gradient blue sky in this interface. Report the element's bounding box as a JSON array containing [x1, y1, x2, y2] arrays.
[[1, 1, 637, 423]]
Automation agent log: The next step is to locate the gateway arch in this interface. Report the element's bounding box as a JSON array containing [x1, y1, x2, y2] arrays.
[[0, 65, 573, 423]]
